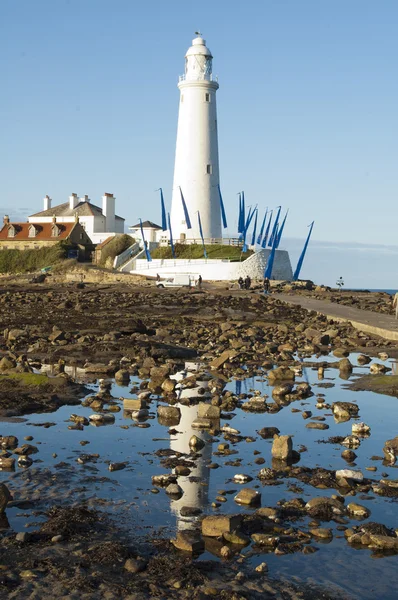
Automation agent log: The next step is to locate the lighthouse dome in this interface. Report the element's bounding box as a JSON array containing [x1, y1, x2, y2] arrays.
[[185, 36, 213, 58]]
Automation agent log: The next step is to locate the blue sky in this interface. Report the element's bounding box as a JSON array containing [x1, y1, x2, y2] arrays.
[[1, 1, 397, 286]]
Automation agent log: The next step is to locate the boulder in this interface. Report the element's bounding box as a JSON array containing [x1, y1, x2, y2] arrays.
[[197, 403, 220, 419], [202, 514, 242, 537], [347, 503, 370, 518], [268, 367, 295, 382], [258, 427, 280, 439], [210, 350, 237, 369], [157, 405, 181, 424], [336, 469, 363, 482], [0, 483, 11, 513], [309, 528, 333, 539], [172, 531, 204, 553], [332, 402, 359, 420], [368, 535, 398, 551], [339, 358, 353, 372], [0, 356, 16, 372], [271, 435, 292, 460], [234, 488, 261, 506], [383, 436, 398, 463], [305, 496, 345, 519]]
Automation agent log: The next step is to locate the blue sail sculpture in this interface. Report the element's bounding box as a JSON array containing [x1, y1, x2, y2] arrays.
[[179, 187, 192, 229], [218, 184, 228, 229], [237, 193, 243, 234], [167, 212, 176, 258], [257, 209, 267, 245], [242, 206, 256, 252], [197, 211, 207, 258], [139, 218, 152, 262], [263, 224, 279, 279], [159, 188, 167, 231], [261, 210, 273, 248], [276, 209, 289, 248], [268, 205, 281, 247], [251, 209, 258, 246], [241, 191, 246, 232], [293, 221, 315, 281]]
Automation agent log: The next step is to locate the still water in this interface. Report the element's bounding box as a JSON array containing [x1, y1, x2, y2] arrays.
[[1, 354, 398, 599]]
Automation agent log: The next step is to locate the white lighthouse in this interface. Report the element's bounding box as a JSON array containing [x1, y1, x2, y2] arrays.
[[170, 34, 222, 242]]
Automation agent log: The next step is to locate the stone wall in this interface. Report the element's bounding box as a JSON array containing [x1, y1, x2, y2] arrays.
[[131, 249, 293, 281]]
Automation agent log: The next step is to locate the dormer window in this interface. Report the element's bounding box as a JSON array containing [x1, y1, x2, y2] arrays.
[[7, 225, 15, 238], [28, 225, 37, 238], [51, 224, 60, 237]]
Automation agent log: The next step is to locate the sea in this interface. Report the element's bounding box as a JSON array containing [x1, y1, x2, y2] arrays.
[[354, 289, 397, 295]]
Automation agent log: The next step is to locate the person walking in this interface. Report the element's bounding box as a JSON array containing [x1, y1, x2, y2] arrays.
[[198, 274, 202, 289], [263, 277, 270, 294], [238, 277, 244, 289], [244, 275, 251, 290]]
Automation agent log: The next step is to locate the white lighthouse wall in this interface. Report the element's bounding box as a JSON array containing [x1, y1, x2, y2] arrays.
[[130, 248, 293, 281], [171, 81, 222, 242]]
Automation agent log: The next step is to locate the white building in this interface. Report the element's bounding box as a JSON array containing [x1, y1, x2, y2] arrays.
[[129, 220, 163, 245], [170, 34, 222, 243], [28, 193, 125, 244]]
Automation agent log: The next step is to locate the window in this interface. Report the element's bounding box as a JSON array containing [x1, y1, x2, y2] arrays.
[[28, 225, 36, 238], [206, 164, 212, 174], [205, 93, 210, 102], [51, 225, 60, 237], [7, 226, 15, 238]]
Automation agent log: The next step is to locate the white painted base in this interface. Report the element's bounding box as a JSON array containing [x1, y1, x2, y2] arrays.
[[130, 248, 293, 281]]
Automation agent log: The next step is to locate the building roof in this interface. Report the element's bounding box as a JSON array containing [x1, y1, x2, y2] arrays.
[[95, 236, 115, 249], [0, 221, 76, 241], [130, 220, 162, 230], [29, 201, 125, 221]]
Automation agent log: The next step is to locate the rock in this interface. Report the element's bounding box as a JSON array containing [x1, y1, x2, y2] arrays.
[[197, 403, 221, 419], [306, 422, 329, 430], [18, 456, 33, 468], [171, 531, 204, 554], [258, 427, 280, 439], [189, 435, 205, 450], [115, 369, 130, 382], [202, 514, 242, 537], [51, 535, 63, 543], [157, 405, 181, 424], [305, 496, 345, 519], [268, 366, 295, 382], [124, 558, 148, 573], [233, 474, 253, 483], [223, 531, 250, 545], [256, 507, 279, 520], [0, 483, 11, 513], [152, 474, 177, 487], [336, 469, 363, 482], [191, 417, 213, 429], [333, 348, 349, 358], [347, 503, 370, 518], [89, 414, 115, 424], [342, 435, 361, 448], [302, 411, 312, 419], [161, 378, 176, 393], [7, 328, 25, 342], [352, 422, 370, 435], [0, 356, 16, 371], [357, 354, 371, 365], [166, 483, 183, 497], [309, 528, 333, 539], [0, 457, 16, 469], [255, 562, 269, 573], [210, 350, 237, 369], [234, 488, 261, 506], [251, 533, 279, 547], [339, 358, 353, 372], [272, 383, 294, 397], [14, 444, 38, 456], [123, 398, 147, 410], [332, 402, 359, 420], [370, 363, 389, 374], [16, 532, 30, 542], [272, 435, 292, 460], [0, 436, 18, 448], [368, 535, 398, 551], [383, 436, 398, 463], [109, 462, 127, 472], [342, 449, 357, 462]]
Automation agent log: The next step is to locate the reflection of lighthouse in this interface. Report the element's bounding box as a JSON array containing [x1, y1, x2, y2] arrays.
[[169, 365, 213, 531]]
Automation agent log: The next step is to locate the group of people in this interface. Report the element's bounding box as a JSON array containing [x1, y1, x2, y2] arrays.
[[238, 276, 251, 289]]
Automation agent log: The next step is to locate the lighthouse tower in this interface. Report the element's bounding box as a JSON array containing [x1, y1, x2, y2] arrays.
[[170, 34, 222, 242]]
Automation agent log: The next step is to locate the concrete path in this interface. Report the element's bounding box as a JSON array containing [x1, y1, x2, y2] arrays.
[[276, 293, 398, 341]]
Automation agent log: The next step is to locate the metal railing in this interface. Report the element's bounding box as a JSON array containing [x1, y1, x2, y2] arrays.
[[178, 73, 218, 83]]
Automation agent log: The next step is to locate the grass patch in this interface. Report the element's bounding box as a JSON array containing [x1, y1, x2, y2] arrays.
[[99, 234, 135, 267], [151, 243, 253, 261], [0, 242, 70, 274], [1, 372, 66, 387], [349, 374, 398, 397]]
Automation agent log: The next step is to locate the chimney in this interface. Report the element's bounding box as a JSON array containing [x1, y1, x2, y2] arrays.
[[80, 195, 89, 203], [102, 193, 115, 232], [3, 215, 10, 225], [69, 193, 78, 210], [43, 195, 52, 211]]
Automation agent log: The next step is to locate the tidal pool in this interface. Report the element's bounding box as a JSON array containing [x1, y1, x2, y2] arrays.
[[1, 353, 398, 599]]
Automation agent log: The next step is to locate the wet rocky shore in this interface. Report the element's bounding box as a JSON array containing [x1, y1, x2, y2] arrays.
[[1, 282, 398, 599]]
